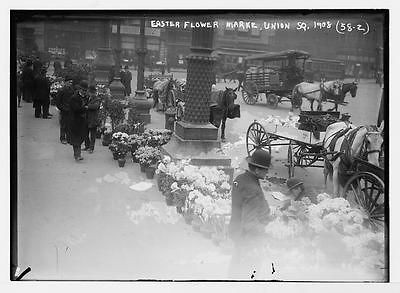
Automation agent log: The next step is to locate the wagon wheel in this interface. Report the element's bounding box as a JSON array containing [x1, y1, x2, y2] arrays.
[[246, 121, 272, 156], [267, 94, 279, 109], [287, 141, 295, 178], [294, 144, 320, 167], [242, 81, 258, 105], [343, 172, 385, 231]]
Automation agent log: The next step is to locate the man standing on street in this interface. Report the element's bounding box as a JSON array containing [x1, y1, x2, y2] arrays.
[[228, 149, 272, 279], [21, 60, 34, 103], [83, 85, 101, 153], [122, 65, 132, 97], [32, 67, 51, 119], [69, 81, 89, 161], [56, 77, 75, 144]]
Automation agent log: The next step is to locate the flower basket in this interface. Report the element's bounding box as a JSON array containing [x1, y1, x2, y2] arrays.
[[118, 158, 126, 167], [145, 165, 156, 179], [140, 163, 146, 173], [134, 146, 162, 169]]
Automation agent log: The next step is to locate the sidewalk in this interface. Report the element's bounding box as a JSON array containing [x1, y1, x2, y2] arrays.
[[16, 102, 231, 280]]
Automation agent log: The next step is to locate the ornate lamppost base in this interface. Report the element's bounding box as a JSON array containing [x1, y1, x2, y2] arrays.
[[130, 90, 153, 124]]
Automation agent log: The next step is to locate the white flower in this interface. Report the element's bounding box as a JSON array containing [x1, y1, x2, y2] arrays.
[[170, 182, 179, 191], [157, 162, 167, 173], [221, 181, 231, 190]]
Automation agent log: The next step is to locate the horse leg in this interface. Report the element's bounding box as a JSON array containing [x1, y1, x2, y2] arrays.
[[221, 114, 227, 140], [332, 159, 341, 197]]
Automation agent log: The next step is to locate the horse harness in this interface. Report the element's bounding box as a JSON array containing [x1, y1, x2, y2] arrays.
[[327, 126, 381, 166]]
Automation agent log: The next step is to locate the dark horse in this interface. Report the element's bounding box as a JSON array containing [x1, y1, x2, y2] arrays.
[[323, 81, 358, 111], [209, 87, 239, 140]]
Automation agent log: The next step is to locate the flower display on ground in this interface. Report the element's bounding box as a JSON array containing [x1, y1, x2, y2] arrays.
[[134, 146, 162, 167]]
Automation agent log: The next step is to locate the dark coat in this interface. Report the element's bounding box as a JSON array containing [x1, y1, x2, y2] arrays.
[[86, 96, 101, 128], [56, 85, 74, 113], [21, 66, 34, 90], [33, 75, 50, 104], [228, 171, 271, 242], [122, 70, 132, 95], [68, 92, 88, 145]]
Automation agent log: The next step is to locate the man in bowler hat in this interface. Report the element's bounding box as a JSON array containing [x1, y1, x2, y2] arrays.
[[69, 80, 89, 161], [228, 149, 272, 279]]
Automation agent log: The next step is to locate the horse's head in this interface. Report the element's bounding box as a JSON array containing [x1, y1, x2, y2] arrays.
[[224, 87, 237, 106], [363, 124, 384, 166]]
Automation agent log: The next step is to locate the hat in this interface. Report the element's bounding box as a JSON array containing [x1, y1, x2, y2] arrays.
[[77, 80, 88, 90], [88, 85, 96, 93], [286, 178, 304, 191], [246, 149, 271, 169]]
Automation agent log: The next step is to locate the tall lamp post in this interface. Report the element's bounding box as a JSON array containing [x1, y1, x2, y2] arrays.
[[109, 19, 125, 99], [163, 20, 232, 179], [130, 17, 152, 124]]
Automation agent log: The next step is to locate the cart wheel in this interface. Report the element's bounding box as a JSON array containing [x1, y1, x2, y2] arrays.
[[267, 94, 279, 109], [246, 121, 272, 156], [242, 81, 258, 105], [294, 144, 320, 167], [343, 172, 385, 230], [287, 141, 295, 178]]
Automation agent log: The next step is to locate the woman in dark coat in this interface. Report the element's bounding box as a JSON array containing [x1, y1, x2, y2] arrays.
[[84, 85, 101, 153], [69, 81, 88, 161]]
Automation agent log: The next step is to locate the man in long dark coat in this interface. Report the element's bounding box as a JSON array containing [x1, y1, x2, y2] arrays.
[[69, 81, 88, 161], [32, 68, 51, 118], [83, 85, 101, 153], [21, 60, 34, 102], [56, 77, 75, 144], [228, 149, 272, 279], [122, 65, 132, 96]]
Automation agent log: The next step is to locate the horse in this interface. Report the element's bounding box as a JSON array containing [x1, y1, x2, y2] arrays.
[[176, 87, 238, 140], [209, 87, 238, 140], [322, 121, 384, 197], [291, 80, 341, 111], [323, 81, 358, 111], [152, 78, 178, 111]]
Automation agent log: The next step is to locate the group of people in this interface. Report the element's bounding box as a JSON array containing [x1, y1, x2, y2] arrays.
[[17, 57, 52, 119], [56, 78, 101, 161]]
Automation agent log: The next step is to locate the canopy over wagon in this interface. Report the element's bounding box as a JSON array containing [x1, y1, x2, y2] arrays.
[[242, 50, 310, 107]]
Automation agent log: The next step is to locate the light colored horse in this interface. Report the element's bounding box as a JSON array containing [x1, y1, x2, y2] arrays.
[[323, 121, 384, 197], [291, 80, 341, 111]]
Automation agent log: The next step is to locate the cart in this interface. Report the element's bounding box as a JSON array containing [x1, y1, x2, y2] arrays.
[[241, 50, 310, 108], [246, 111, 386, 230], [246, 111, 340, 178]]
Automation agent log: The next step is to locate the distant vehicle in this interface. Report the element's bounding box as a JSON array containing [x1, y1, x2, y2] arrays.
[[304, 58, 345, 82], [241, 49, 310, 108]]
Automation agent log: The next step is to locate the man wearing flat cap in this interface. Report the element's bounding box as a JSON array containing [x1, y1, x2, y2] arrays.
[[69, 80, 89, 161], [228, 149, 272, 279]]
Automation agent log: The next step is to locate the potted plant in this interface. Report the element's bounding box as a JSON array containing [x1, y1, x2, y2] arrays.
[[102, 129, 112, 146], [134, 146, 162, 176], [105, 99, 126, 131], [109, 132, 130, 166]]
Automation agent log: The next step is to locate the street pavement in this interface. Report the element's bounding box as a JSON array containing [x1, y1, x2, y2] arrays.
[[17, 102, 232, 280]]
